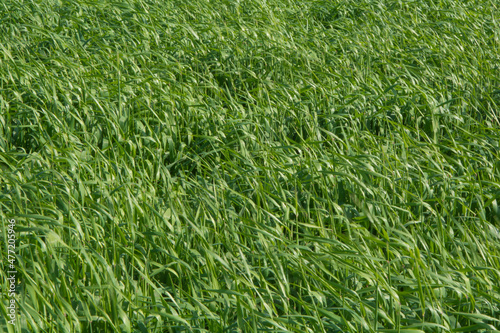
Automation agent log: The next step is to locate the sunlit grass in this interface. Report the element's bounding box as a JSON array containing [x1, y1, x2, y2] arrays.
[[1, 0, 499, 332]]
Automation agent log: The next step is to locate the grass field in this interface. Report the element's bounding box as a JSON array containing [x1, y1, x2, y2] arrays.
[[1, 0, 500, 332]]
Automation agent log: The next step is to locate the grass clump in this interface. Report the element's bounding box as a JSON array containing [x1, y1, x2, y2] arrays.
[[1, 0, 500, 332]]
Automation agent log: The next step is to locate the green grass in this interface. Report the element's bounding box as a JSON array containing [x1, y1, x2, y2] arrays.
[[1, 0, 500, 332]]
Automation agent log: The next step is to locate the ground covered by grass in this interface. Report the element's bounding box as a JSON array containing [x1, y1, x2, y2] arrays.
[[1, 0, 500, 332]]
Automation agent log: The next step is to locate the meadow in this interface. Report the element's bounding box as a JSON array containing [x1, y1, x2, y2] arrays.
[[1, 0, 500, 332]]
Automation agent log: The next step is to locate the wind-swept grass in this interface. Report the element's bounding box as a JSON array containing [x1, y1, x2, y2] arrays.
[[1, 0, 500, 332]]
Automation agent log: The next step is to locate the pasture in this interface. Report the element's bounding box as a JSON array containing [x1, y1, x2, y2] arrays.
[[1, 0, 500, 332]]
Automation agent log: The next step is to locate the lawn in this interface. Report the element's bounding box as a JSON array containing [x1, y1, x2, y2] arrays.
[[1, 0, 500, 332]]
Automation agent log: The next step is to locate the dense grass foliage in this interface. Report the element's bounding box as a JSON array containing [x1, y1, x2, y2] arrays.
[[1, 0, 500, 332]]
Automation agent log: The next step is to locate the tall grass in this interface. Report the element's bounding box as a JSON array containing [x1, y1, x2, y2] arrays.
[[1, 0, 499, 332]]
